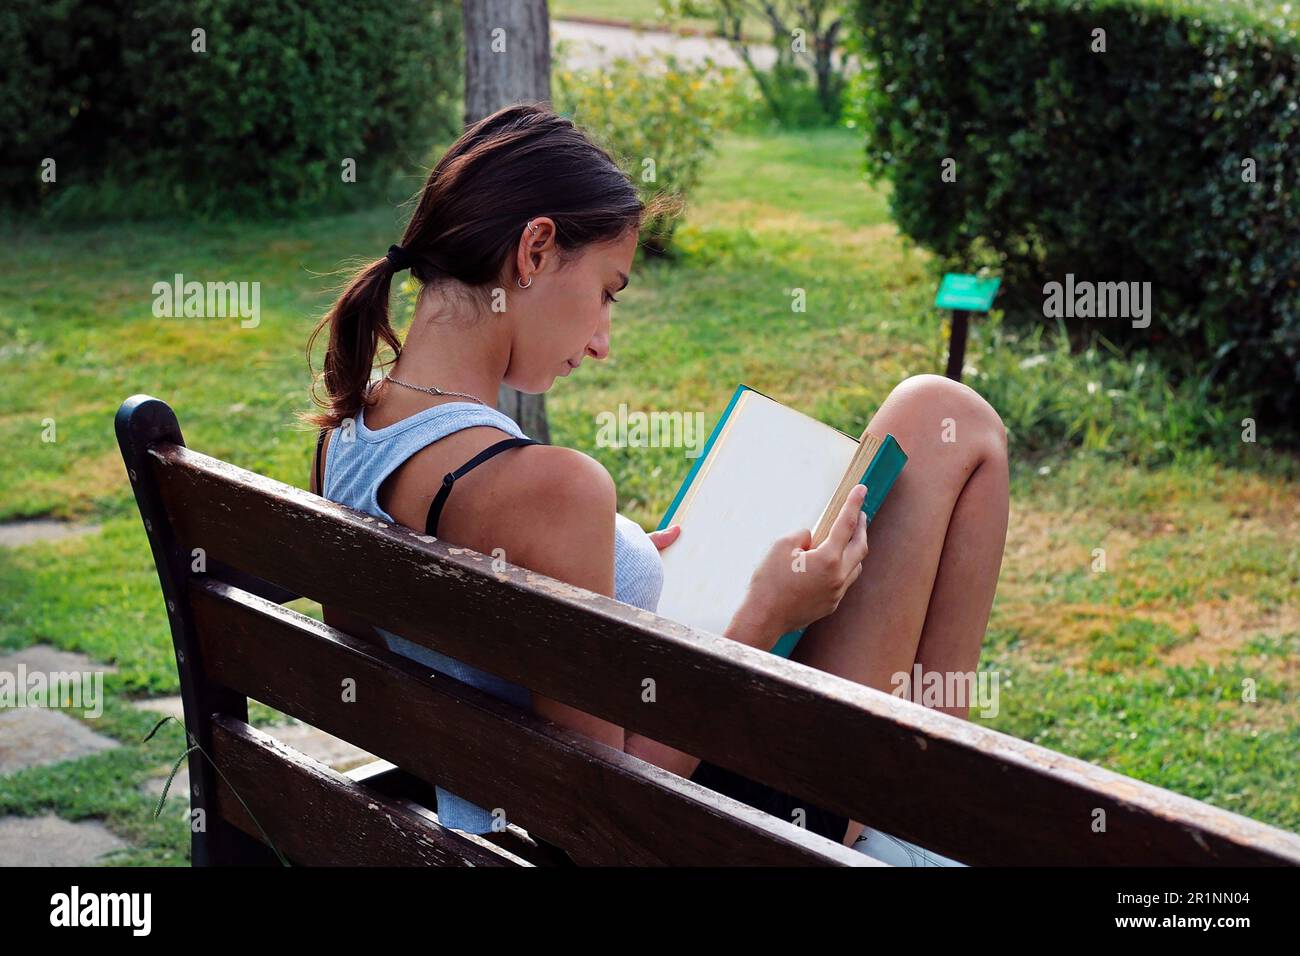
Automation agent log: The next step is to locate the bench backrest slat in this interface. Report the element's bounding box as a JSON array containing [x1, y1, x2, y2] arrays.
[[210, 716, 521, 867]]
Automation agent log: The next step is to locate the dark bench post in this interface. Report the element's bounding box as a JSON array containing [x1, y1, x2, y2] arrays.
[[115, 395, 280, 866]]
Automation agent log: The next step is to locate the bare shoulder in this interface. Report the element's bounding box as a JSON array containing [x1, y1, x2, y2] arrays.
[[492, 444, 616, 538], [485, 444, 617, 591], [509, 444, 615, 506]]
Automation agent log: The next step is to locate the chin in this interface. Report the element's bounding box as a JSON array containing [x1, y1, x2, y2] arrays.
[[504, 378, 551, 396]]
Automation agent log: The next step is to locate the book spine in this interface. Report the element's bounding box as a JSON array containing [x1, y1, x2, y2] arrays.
[[862, 435, 908, 521]]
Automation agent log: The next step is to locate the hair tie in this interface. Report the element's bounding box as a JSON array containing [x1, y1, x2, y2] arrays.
[[385, 244, 414, 272]]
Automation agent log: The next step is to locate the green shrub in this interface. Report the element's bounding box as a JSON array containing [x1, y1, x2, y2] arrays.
[[553, 51, 747, 254], [968, 315, 1248, 467], [851, 0, 1300, 431], [750, 60, 841, 128], [2, 0, 461, 218]]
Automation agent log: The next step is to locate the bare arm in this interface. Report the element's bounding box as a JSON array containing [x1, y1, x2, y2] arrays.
[[502, 449, 626, 752]]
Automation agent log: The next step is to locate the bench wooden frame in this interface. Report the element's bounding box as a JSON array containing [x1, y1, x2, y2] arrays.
[[115, 394, 1300, 867]]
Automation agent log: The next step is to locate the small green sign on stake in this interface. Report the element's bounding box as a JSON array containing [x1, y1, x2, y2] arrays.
[[936, 273, 1000, 382], [936, 273, 1001, 312]]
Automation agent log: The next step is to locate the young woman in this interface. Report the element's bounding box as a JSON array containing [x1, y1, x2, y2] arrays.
[[304, 103, 1010, 858]]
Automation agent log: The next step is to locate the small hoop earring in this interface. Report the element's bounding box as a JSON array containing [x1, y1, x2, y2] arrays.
[[517, 274, 532, 289]]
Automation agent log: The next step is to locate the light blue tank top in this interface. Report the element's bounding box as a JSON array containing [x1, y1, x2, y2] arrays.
[[321, 397, 664, 833]]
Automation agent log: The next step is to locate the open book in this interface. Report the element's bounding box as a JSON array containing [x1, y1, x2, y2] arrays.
[[655, 385, 907, 658]]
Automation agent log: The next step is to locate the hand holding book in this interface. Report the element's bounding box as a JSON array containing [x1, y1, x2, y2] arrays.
[[727, 483, 870, 646]]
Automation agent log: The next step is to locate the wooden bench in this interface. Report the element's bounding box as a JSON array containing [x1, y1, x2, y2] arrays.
[[115, 393, 1300, 866]]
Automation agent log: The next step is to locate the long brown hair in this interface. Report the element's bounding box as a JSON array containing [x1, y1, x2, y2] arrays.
[[303, 102, 663, 430]]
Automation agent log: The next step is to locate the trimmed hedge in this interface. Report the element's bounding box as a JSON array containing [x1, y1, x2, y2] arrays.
[[1, 0, 461, 216], [851, 0, 1300, 428]]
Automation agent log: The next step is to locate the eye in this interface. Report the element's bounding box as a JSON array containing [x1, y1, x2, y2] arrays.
[[603, 290, 620, 304]]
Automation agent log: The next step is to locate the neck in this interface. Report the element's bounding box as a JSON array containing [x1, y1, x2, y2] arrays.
[[386, 289, 510, 408]]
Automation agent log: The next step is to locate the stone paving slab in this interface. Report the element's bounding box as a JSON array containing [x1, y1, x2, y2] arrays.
[[271, 719, 376, 771], [133, 697, 374, 769], [136, 697, 375, 807], [0, 644, 117, 675], [0, 520, 101, 549], [131, 695, 185, 723], [0, 813, 127, 866], [0, 709, 120, 775]]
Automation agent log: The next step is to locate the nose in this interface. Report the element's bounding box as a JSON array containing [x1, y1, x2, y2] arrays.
[[586, 325, 610, 361]]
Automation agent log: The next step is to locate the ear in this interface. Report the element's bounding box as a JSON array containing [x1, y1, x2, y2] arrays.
[[515, 216, 558, 284]]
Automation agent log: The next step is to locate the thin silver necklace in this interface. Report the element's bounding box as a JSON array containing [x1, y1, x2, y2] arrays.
[[382, 373, 488, 407]]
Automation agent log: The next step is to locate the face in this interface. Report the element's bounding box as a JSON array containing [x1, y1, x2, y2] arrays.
[[503, 218, 638, 393]]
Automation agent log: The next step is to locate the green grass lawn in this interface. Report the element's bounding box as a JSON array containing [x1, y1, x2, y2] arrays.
[[1, 127, 1296, 863]]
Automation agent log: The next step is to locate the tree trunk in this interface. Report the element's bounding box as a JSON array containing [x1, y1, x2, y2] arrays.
[[462, 0, 555, 443]]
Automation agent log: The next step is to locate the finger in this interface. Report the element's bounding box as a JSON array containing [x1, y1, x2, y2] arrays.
[[784, 527, 813, 554], [844, 510, 869, 568], [821, 483, 868, 553], [833, 562, 864, 604], [647, 524, 682, 551]]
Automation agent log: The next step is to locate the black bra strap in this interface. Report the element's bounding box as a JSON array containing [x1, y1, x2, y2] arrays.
[[425, 437, 542, 537], [313, 427, 327, 494]]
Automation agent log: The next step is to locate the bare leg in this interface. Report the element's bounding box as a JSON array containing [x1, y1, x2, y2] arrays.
[[788, 374, 1010, 846]]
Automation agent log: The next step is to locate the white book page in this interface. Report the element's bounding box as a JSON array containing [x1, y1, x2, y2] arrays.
[[656, 391, 856, 636]]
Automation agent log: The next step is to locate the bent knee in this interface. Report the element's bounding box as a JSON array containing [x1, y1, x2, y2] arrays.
[[884, 374, 1007, 454]]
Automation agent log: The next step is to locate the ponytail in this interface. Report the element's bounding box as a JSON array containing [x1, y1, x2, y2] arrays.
[[302, 257, 403, 430]]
